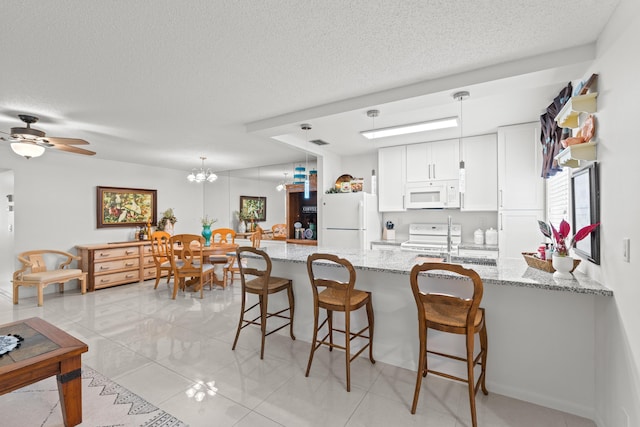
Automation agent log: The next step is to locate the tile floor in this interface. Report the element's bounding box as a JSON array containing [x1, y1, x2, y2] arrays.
[[0, 280, 596, 427]]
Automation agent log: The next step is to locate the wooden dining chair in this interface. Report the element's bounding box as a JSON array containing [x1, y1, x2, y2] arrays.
[[249, 229, 262, 248], [271, 223, 287, 240], [305, 253, 375, 392], [232, 246, 295, 359], [409, 262, 488, 427], [150, 231, 173, 289], [168, 234, 214, 299]]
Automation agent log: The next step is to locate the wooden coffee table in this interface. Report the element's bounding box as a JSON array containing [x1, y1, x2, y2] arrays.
[[0, 317, 88, 427]]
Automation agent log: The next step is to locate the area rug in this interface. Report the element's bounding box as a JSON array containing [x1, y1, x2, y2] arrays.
[[0, 365, 188, 426]]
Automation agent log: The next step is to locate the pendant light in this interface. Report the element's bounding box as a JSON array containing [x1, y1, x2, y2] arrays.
[[301, 124, 312, 199], [453, 91, 470, 194]]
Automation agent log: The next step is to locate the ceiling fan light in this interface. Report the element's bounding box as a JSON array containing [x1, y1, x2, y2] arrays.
[[10, 142, 45, 159], [276, 183, 284, 192], [195, 171, 206, 181], [206, 173, 218, 182], [187, 172, 196, 182]]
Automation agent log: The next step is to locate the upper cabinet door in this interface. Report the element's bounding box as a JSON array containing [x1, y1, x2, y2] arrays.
[[378, 145, 406, 212], [461, 134, 498, 211], [405, 143, 429, 182], [497, 123, 544, 211], [406, 140, 459, 182], [429, 139, 460, 180]]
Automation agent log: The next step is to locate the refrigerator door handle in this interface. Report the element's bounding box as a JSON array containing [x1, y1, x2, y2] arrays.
[[359, 200, 365, 229]]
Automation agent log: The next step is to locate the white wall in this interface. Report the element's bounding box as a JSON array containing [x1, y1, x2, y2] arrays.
[[589, 0, 640, 425], [207, 173, 287, 232], [0, 150, 286, 297], [0, 170, 14, 289]]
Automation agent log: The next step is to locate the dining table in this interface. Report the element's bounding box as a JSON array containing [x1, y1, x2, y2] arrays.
[[172, 241, 239, 288]]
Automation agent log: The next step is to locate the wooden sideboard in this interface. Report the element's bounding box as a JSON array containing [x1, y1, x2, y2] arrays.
[[75, 241, 159, 291]]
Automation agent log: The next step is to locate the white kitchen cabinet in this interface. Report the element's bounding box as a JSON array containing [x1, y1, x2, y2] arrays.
[[406, 139, 459, 182], [498, 209, 545, 259], [460, 134, 497, 211], [497, 122, 544, 210], [497, 122, 545, 260], [378, 145, 406, 212]]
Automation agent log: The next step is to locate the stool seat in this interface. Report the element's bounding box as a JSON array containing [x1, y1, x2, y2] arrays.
[[410, 262, 488, 427], [232, 246, 295, 359], [305, 253, 375, 392]]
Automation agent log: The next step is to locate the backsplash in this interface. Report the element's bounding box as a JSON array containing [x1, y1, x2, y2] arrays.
[[381, 210, 498, 243]]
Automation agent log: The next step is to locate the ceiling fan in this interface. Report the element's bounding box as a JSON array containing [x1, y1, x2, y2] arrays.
[[0, 114, 96, 159]]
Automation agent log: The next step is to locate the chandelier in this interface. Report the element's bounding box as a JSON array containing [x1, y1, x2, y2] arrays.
[[276, 172, 289, 192], [187, 156, 218, 183]]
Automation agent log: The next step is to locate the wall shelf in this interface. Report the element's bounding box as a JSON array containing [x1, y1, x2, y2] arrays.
[[554, 140, 597, 168], [555, 92, 598, 128]]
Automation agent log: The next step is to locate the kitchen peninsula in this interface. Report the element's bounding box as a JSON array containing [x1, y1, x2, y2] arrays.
[[248, 243, 611, 418]]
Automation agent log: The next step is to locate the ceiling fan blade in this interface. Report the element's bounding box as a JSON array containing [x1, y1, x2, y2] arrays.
[[44, 136, 90, 145], [52, 144, 96, 156]]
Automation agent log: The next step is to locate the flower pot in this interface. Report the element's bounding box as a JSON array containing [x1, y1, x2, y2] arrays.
[[552, 254, 574, 279]]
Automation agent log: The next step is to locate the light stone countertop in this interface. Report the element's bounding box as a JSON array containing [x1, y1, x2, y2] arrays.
[[240, 243, 612, 297]]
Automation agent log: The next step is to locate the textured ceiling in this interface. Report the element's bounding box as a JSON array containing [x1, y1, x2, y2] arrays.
[[0, 0, 620, 179]]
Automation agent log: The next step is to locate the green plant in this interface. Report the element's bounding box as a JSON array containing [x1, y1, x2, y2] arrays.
[[157, 208, 177, 230], [201, 215, 217, 227]]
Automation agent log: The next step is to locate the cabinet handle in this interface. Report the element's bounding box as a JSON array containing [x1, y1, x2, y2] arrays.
[[100, 266, 110, 270], [126, 274, 135, 279], [100, 278, 111, 283], [428, 164, 431, 180], [125, 262, 135, 267], [126, 250, 135, 255], [433, 164, 436, 179], [461, 193, 464, 209], [499, 190, 503, 208], [98, 252, 110, 257], [500, 213, 503, 231]]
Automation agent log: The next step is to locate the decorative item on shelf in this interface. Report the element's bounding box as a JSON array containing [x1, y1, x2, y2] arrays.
[[350, 178, 364, 192], [157, 208, 177, 235], [201, 215, 217, 246], [335, 174, 354, 192], [561, 114, 596, 148]]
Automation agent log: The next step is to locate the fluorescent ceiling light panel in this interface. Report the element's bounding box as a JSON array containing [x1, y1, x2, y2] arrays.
[[361, 116, 458, 139]]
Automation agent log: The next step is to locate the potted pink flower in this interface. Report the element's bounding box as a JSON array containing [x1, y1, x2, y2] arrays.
[[538, 219, 600, 278]]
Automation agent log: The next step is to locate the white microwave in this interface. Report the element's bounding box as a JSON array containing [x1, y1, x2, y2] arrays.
[[405, 180, 460, 209]]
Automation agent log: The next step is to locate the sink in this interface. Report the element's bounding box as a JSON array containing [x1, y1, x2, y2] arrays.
[[450, 256, 497, 266]]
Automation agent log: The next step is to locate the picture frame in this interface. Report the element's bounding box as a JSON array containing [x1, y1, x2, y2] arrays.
[[97, 186, 157, 228], [239, 196, 267, 222], [571, 162, 600, 264]]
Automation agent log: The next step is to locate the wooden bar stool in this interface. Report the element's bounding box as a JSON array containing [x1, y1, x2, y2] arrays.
[[305, 253, 375, 392], [409, 262, 488, 427], [231, 246, 295, 359]]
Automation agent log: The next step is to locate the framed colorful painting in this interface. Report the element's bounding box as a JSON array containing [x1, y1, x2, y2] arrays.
[[97, 186, 157, 228], [239, 196, 267, 222]]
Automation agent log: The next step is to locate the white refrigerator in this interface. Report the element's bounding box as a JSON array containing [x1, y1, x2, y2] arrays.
[[322, 192, 381, 250]]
